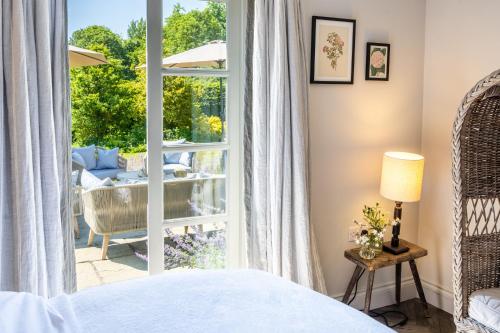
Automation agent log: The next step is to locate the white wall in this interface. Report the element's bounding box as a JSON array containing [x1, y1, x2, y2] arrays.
[[418, 0, 500, 312], [302, 0, 426, 306]]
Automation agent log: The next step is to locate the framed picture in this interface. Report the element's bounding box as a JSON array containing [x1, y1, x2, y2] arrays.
[[310, 16, 356, 84], [365, 43, 390, 81]]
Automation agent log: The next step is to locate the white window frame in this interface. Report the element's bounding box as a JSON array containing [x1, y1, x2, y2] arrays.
[[146, 0, 244, 274]]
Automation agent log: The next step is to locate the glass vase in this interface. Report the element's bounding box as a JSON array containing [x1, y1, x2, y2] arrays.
[[374, 236, 383, 255], [359, 245, 376, 260]]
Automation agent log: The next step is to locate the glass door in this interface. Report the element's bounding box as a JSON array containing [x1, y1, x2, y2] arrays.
[[146, 0, 243, 274]]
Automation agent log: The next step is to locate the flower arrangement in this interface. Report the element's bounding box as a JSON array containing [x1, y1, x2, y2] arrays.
[[322, 32, 344, 70], [354, 203, 389, 259]]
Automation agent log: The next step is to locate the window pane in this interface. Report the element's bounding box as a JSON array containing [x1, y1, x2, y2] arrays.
[[163, 76, 227, 143], [69, 0, 149, 290], [162, 149, 226, 219], [163, 0, 227, 70], [164, 222, 227, 270]]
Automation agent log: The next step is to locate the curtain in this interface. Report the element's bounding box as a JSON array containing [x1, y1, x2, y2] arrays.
[[244, 0, 326, 293], [0, 0, 76, 296]]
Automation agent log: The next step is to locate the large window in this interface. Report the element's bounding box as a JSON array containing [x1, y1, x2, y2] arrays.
[[146, 0, 242, 274], [69, 0, 242, 289]]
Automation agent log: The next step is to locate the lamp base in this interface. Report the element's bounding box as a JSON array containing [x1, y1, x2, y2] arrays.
[[383, 242, 409, 255]]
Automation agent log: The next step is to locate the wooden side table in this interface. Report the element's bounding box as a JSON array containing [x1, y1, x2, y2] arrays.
[[342, 239, 428, 314]]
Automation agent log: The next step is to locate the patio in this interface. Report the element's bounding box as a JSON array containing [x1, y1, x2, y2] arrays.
[[75, 215, 202, 290], [74, 215, 148, 290]]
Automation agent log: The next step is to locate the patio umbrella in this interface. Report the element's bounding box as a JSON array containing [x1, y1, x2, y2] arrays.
[[137, 40, 226, 69], [68, 45, 108, 68], [138, 41, 227, 134], [161, 40, 226, 68]]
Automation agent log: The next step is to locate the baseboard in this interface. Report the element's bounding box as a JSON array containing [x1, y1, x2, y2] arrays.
[[421, 279, 454, 314], [331, 277, 417, 310]]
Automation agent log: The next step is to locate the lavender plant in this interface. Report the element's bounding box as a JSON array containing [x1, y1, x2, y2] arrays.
[[135, 224, 226, 270]]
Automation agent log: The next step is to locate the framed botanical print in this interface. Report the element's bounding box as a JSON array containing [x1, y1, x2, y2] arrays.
[[365, 43, 390, 81], [310, 16, 356, 84]]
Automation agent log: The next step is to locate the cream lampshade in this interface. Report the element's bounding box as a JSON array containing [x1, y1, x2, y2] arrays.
[[379, 151, 424, 254], [380, 152, 424, 202]]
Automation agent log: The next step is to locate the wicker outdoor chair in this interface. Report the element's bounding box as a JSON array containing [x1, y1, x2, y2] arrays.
[[452, 69, 500, 333], [82, 181, 196, 260]]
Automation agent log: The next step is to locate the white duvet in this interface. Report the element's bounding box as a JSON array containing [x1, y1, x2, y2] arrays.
[[0, 270, 393, 333]]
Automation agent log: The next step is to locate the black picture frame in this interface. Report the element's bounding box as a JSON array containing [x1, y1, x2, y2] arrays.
[[365, 42, 390, 81], [310, 16, 356, 84]]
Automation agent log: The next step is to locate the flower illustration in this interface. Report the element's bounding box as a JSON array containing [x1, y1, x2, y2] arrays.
[[322, 32, 344, 70], [370, 50, 385, 69]]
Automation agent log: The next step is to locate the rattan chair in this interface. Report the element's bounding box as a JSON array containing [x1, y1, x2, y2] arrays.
[[452, 69, 500, 333]]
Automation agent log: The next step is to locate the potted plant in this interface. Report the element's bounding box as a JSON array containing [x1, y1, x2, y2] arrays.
[[354, 203, 389, 259]]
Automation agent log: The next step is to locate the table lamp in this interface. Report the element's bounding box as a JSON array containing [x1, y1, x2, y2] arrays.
[[380, 152, 424, 254]]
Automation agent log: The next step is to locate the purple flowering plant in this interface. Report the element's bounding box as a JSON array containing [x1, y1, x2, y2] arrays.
[[135, 224, 226, 270]]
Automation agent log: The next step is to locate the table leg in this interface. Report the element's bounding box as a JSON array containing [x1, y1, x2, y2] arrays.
[[396, 263, 402, 305], [342, 266, 363, 303], [364, 271, 375, 314], [409, 259, 429, 316]]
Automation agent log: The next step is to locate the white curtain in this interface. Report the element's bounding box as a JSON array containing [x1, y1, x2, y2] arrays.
[[0, 0, 76, 296], [244, 0, 326, 293]]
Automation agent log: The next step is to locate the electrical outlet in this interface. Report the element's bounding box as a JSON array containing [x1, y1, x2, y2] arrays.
[[348, 226, 358, 242]]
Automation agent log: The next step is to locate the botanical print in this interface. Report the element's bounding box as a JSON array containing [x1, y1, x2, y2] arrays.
[[370, 47, 387, 78], [311, 17, 355, 84], [322, 32, 344, 70], [365, 43, 390, 81]]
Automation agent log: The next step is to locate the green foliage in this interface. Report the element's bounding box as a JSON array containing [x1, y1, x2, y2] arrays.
[[361, 203, 389, 232], [70, 2, 226, 152], [163, 3, 226, 56]]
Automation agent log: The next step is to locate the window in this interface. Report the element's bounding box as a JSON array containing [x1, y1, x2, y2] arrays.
[[146, 0, 243, 274]]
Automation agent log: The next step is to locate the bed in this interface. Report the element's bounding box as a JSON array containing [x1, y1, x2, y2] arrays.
[[0, 270, 393, 333]]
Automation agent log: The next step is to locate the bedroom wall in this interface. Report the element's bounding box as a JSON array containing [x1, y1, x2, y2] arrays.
[[418, 0, 500, 313], [301, 0, 426, 308]]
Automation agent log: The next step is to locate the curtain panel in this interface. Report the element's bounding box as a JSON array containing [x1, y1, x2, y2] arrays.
[[0, 0, 75, 296], [244, 0, 326, 293]]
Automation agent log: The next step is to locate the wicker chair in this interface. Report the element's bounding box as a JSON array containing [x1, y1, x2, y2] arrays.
[[82, 181, 196, 260], [452, 69, 500, 333]]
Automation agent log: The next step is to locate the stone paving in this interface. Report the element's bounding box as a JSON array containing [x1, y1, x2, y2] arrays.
[[75, 216, 149, 290]]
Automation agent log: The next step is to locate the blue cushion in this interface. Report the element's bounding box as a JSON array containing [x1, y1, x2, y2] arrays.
[[163, 139, 186, 164], [89, 168, 125, 180], [96, 147, 119, 169], [72, 152, 86, 168], [81, 169, 114, 190], [178, 152, 193, 167], [73, 145, 96, 170]]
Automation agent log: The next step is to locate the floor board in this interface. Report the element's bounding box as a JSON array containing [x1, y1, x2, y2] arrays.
[[372, 298, 455, 333]]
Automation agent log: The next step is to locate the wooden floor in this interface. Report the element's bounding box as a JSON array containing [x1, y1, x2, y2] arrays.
[[372, 298, 455, 333]]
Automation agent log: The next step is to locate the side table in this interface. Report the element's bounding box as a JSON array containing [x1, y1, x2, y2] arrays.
[[342, 239, 428, 314]]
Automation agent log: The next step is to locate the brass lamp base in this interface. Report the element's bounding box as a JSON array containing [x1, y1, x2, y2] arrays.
[[383, 242, 409, 255]]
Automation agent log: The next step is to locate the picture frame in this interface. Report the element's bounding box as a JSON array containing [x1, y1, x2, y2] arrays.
[[310, 16, 356, 84], [365, 42, 390, 81]]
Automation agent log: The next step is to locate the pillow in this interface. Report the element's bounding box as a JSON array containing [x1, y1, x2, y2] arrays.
[[81, 169, 114, 190], [96, 147, 119, 170], [163, 139, 186, 164], [469, 288, 500, 331], [71, 152, 86, 168], [73, 145, 96, 170], [179, 152, 193, 167]]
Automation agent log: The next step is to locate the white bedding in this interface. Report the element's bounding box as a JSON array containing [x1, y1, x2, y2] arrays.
[[1, 270, 394, 333]]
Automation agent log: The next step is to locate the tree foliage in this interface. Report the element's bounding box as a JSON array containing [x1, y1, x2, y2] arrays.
[[70, 2, 226, 152]]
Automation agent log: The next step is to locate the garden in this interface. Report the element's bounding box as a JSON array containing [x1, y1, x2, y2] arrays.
[[70, 2, 227, 153]]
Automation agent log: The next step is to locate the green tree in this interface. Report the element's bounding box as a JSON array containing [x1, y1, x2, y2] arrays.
[[163, 2, 226, 56], [70, 26, 145, 151], [125, 19, 147, 71], [69, 2, 228, 151]]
